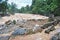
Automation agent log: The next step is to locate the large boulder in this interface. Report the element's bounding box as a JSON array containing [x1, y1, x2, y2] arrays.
[[12, 28, 28, 35]]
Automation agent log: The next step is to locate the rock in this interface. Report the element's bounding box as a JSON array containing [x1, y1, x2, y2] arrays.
[[45, 25, 55, 34], [55, 16, 60, 21], [0, 24, 15, 34], [41, 22, 53, 29], [0, 36, 10, 40], [0, 24, 6, 30], [5, 20, 12, 25], [0, 24, 7, 34], [19, 26, 23, 28], [26, 29, 34, 34], [41, 20, 58, 29], [36, 38, 42, 40], [12, 28, 28, 35], [54, 28, 60, 33], [51, 36, 58, 40], [33, 24, 43, 33], [53, 20, 60, 26], [16, 19, 25, 25], [51, 32, 60, 40], [5, 20, 16, 25], [45, 29, 50, 34]]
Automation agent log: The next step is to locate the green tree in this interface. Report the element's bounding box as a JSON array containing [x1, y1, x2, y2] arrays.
[[8, 2, 17, 14], [0, 0, 8, 15], [31, 0, 60, 16], [19, 5, 31, 13]]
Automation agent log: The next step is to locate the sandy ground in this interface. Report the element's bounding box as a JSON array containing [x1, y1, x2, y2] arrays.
[[0, 13, 48, 24], [9, 24, 60, 40], [0, 13, 59, 40], [0, 13, 53, 40]]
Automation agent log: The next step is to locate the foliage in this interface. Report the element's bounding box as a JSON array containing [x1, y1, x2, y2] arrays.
[[31, 0, 60, 16], [0, 0, 19, 15], [0, 0, 8, 14], [8, 2, 18, 14], [19, 5, 31, 13], [13, 20, 16, 24], [0, 0, 60, 16]]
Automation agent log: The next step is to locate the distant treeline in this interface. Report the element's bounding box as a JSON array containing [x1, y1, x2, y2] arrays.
[[0, 0, 60, 16]]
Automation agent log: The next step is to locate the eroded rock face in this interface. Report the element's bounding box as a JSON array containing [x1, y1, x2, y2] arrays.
[[0, 36, 10, 40]]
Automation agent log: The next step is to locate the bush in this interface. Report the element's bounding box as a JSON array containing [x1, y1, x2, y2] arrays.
[[13, 20, 16, 24]]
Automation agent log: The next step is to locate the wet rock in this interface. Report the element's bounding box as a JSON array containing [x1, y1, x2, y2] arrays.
[[12, 28, 28, 35], [0, 36, 10, 40]]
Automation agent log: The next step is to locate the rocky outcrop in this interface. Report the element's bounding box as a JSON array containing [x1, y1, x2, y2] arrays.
[[0, 36, 10, 40]]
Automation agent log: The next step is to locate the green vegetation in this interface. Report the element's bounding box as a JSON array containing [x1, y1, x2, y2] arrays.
[[0, 0, 60, 16], [19, 5, 31, 13], [31, 0, 60, 16], [0, 0, 8, 14], [13, 20, 16, 24]]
